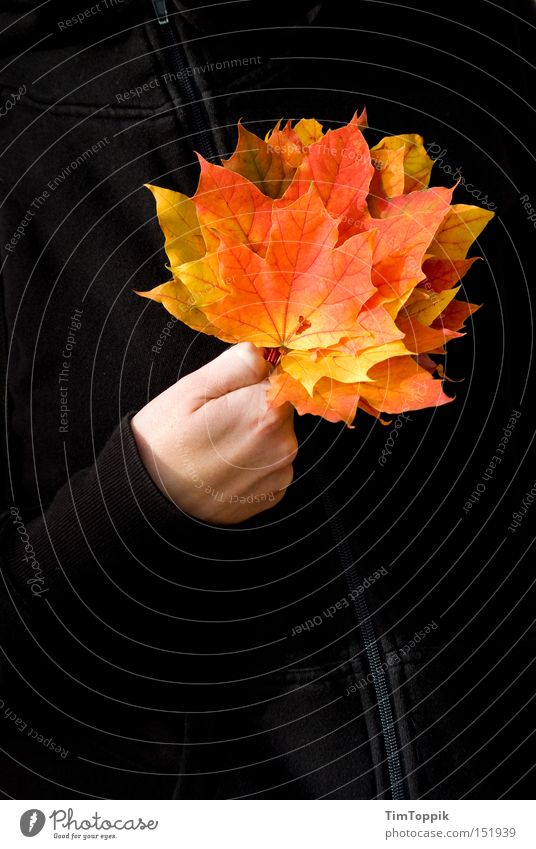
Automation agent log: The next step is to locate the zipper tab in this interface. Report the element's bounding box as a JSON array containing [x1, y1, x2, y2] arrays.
[[152, 0, 169, 25], [150, 0, 218, 162]]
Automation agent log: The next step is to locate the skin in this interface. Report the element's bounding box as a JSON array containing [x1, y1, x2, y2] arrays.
[[131, 342, 298, 524]]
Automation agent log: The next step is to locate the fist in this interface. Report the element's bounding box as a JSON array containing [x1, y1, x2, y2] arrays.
[[131, 342, 298, 524]]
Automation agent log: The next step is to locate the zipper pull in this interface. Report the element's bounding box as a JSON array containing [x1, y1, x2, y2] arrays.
[[151, 0, 169, 25]]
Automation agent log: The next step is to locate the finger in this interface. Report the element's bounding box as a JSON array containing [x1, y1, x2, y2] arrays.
[[183, 342, 271, 410]]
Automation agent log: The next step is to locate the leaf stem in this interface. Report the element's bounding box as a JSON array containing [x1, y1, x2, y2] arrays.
[[263, 346, 282, 367]]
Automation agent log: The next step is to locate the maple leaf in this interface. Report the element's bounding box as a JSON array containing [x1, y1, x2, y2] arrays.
[[371, 133, 434, 197], [358, 355, 454, 414], [136, 253, 227, 338], [369, 146, 406, 205], [144, 183, 206, 266], [293, 117, 326, 146], [264, 120, 306, 169], [138, 112, 493, 427], [266, 351, 452, 427], [280, 112, 374, 221], [403, 285, 461, 326], [136, 183, 225, 336], [280, 340, 411, 394], [194, 156, 273, 253], [222, 120, 296, 198], [267, 368, 362, 427], [264, 117, 325, 168], [396, 316, 463, 355], [346, 187, 454, 308], [428, 203, 495, 261], [421, 256, 479, 292], [432, 298, 481, 332], [202, 185, 377, 349]]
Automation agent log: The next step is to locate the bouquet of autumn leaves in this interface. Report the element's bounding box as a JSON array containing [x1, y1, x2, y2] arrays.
[[137, 111, 493, 427]]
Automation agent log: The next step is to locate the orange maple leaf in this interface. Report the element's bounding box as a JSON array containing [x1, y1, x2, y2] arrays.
[[203, 185, 377, 350]]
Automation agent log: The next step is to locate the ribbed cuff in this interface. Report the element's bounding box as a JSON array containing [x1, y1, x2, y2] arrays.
[[5, 412, 189, 601]]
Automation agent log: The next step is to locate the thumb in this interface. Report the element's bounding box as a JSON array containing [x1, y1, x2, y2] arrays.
[[185, 342, 272, 409]]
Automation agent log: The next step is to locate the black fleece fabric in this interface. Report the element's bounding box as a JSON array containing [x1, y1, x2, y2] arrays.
[[0, 0, 534, 799]]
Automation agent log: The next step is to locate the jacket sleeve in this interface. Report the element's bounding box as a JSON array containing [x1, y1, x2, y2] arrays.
[[0, 407, 191, 632]]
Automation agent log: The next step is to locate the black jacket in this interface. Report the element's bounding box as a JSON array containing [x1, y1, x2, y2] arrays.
[[0, 0, 534, 799]]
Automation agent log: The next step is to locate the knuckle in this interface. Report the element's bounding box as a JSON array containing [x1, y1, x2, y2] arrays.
[[269, 450, 291, 472], [270, 440, 297, 471], [285, 436, 299, 462], [237, 342, 268, 382], [279, 463, 294, 489], [259, 405, 284, 435], [257, 411, 280, 444], [257, 399, 297, 443]]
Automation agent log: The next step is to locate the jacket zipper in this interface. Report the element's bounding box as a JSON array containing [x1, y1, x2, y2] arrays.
[[316, 468, 406, 800], [151, 0, 218, 162]]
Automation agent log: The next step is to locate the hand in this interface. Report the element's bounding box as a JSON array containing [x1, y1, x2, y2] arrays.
[[131, 342, 298, 524]]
